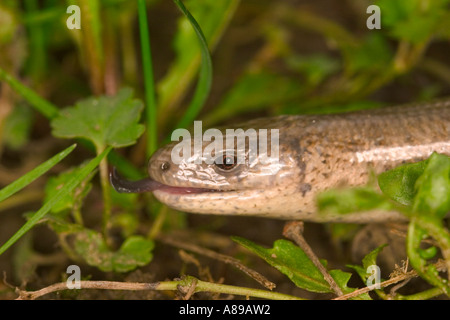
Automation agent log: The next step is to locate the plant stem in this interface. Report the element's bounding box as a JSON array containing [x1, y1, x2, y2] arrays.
[[24, 0, 47, 82], [174, 276, 303, 300], [395, 287, 445, 300], [147, 205, 168, 239], [79, 0, 104, 94], [16, 276, 303, 300], [137, 0, 158, 158], [98, 146, 111, 239]]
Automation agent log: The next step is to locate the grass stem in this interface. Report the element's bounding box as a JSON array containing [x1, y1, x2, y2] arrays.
[[137, 0, 158, 158]]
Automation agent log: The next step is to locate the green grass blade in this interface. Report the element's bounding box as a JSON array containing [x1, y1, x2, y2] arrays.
[[0, 144, 77, 203], [172, 0, 213, 129], [137, 0, 158, 157], [157, 0, 238, 128], [0, 146, 112, 256], [0, 67, 59, 119], [24, 0, 47, 81]]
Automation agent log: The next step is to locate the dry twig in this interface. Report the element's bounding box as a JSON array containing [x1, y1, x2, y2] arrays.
[[157, 234, 276, 290], [283, 221, 344, 296], [333, 259, 447, 300]]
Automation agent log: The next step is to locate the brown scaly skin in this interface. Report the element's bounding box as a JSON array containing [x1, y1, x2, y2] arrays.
[[113, 99, 450, 223]]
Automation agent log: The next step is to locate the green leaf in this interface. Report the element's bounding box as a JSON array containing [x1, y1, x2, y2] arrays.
[[232, 237, 356, 294], [377, 0, 450, 43], [347, 244, 387, 284], [412, 153, 450, 219], [317, 186, 394, 216], [51, 87, 145, 150], [378, 159, 428, 206], [0, 146, 110, 256], [74, 230, 154, 273], [362, 244, 388, 271], [377, 153, 450, 218], [0, 67, 144, 179], [113, 236, 154, 272], [0, 144, 76, 203], [43, 165, 93, 215], [418, 246, 438, 260], [329, 269, 370, 299], [344, 33, 392, 74]]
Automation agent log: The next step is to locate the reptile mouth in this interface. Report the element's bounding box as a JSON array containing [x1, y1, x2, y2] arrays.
[[110, 167, 217, 195]]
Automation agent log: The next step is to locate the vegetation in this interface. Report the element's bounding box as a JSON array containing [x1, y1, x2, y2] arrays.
[[0, 0, 449, 300]]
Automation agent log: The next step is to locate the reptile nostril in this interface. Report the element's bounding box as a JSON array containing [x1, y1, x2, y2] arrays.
[[160, 162, 170, 172]]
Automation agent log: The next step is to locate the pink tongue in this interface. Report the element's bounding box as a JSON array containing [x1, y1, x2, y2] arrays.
[[109, 168, 208, 195]]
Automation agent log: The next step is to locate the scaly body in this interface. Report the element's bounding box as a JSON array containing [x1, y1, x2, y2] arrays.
[[111, 99, 450, 223]]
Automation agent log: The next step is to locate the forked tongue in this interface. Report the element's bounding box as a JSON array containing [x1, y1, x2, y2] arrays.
[[110, 167, 165, 193], [109, 167, 208, 194]]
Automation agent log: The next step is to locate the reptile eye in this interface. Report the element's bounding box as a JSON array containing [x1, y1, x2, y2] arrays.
[[160, 162, 170, 172], [214, 154, 237, 171]]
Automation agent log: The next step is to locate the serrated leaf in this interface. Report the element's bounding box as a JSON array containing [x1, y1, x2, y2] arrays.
[[233, 237, 359, 295], [51, 87, 145, 150]]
